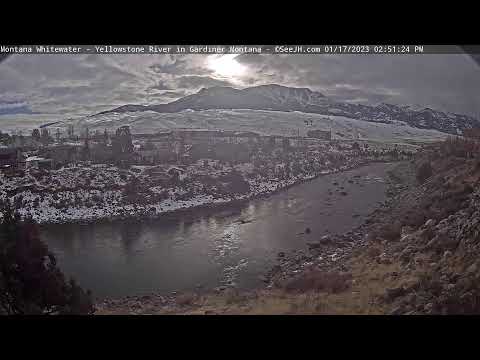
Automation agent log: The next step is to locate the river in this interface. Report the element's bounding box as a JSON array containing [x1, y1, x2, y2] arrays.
[[39, 162, 396, 300]]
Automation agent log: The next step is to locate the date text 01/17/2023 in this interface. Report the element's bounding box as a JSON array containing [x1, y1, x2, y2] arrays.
[[322, 45, 420, 54]]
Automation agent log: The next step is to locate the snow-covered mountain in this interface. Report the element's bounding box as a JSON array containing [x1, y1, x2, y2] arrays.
[[98, 84, 328, 115], [96, 84, 480, 135]]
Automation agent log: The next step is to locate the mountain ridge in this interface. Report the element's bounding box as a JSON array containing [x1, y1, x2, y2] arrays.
[[94, 84, 480, 135]]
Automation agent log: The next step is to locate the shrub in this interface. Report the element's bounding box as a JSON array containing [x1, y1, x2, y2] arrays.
[[220, 170, 250, 195], [283, 270, 351, 294], [378, 221, 402, 241], [416, 161, 433, 184]]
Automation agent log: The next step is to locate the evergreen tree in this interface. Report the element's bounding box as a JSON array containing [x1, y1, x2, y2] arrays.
[[32, 129, 41, 141], [0, 204, 94, 315]]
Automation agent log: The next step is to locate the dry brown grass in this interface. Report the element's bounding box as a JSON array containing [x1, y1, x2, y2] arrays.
[[96, 242, 421, 315]]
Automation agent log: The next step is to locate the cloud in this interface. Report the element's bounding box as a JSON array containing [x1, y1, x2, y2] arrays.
[[0, 101, 34, 115], [149, 57, 188, 74], [236, 53, 480, 116], [1, 51, 480, 128], [174, 75, 233, 89]]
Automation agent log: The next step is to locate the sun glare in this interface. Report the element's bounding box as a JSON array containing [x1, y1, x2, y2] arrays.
[[207, 54, 246, 78]]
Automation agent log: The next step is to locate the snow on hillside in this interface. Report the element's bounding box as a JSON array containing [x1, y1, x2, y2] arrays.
[[76, 109, 448, 145]]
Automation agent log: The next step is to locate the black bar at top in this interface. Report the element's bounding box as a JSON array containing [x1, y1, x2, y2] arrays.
[[0, 45, 479, 54]]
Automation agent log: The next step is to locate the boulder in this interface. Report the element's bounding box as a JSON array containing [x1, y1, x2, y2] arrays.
[[385, 286, 406, 302], [319, 235, 332, 244], [423, 303, 434, 313]]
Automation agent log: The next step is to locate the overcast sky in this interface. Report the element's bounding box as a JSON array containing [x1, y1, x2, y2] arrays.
[[1, 51, 480, 127]]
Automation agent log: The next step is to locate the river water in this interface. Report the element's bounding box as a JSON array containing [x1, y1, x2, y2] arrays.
[[39, 162, 395, 300]]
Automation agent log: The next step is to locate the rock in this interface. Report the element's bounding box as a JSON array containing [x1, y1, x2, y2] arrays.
[[423, 303, 434, 313], [377, 253, 392, 265], [340, 191, 348, 196], [278, 252, 285, 257], [307, 241, 322, 249], [443, 250, 452, 259]]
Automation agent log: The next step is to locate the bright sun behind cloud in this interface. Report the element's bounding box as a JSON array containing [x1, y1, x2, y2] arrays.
[[207, 54, 246, 78]]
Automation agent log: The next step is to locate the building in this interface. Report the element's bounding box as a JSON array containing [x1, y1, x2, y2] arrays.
[[0, 147, 22, 170], [26, 156, 53, 170], [167, 166, 185, 181]]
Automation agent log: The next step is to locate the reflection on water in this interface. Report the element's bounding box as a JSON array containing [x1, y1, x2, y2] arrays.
[[40, 162, 395, 299]]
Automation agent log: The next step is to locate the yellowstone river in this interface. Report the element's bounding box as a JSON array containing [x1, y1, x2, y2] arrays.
[[40, 162, 396, 299]]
